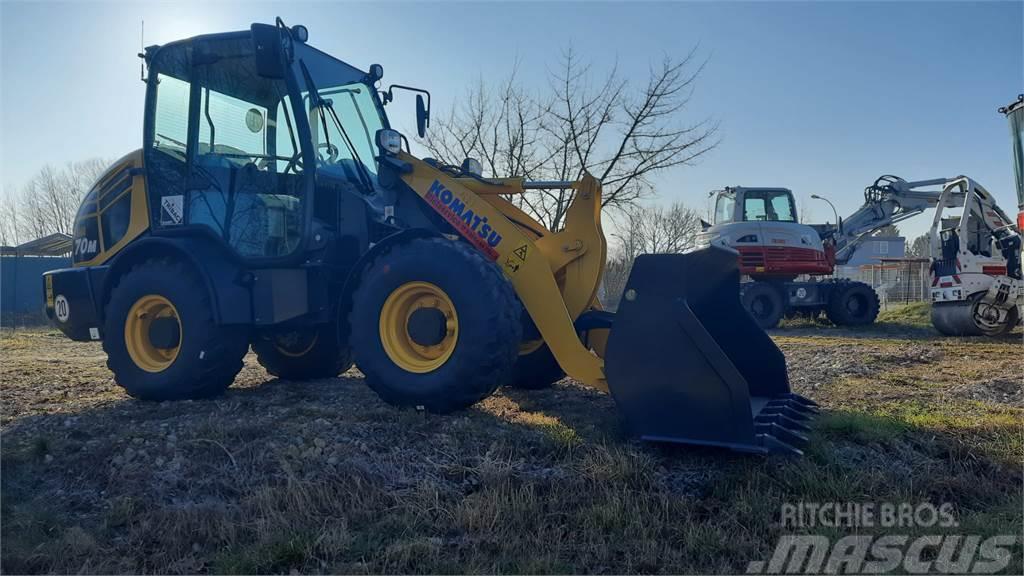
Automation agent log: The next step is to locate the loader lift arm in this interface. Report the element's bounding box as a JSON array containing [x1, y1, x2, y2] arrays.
[[389, 151, 817, 455]]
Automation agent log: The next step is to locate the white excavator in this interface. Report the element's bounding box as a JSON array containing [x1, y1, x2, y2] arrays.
[[700, 174, 1022, 335], [926, 175, 1021, 335]]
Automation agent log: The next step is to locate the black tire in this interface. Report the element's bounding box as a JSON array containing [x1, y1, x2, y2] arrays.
[[103, 259, 249, 401], [741, 282, 784, 329], [510, 343, 564, 389], [252, 323, 353, 380], [826, 281, 880, 326], [349, 237, 522, 413]]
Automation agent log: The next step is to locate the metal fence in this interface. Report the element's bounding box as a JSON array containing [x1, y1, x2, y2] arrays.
[[834, 258, 930, 307], [1, 255, 71, 328]]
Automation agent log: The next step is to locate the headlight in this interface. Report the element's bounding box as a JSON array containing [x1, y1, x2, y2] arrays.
[[461, 157, 482, 177], [376, 129, 402, 155]]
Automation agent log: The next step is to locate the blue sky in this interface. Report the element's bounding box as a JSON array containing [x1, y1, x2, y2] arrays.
[[1, 1, 1021, 239]]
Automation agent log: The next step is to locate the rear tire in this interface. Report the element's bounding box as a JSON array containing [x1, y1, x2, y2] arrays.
[[741, 282, 784, 329], [510, 343, 564, 389], [826, 281, 880, 326], [349, 238, 522, 413], [103, 259, 248, 401], [253, 324, 353, 380]]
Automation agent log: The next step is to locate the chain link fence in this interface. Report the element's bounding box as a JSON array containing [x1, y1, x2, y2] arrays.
[[834, 258, 931, 308]]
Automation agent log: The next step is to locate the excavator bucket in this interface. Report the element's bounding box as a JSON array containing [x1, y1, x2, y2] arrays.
[[604, 245, 818, 455]]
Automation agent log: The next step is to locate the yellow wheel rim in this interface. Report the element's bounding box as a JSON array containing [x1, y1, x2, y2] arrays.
[[124, 294, 181, 373], [379, 281, 458, 373], [274, 331, 319, 358]]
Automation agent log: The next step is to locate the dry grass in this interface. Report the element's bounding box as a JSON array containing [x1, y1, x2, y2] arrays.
[[1, 322, 1021, 574]]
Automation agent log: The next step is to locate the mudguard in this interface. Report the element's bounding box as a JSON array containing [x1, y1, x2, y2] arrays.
[[604, 245, 818, 455]]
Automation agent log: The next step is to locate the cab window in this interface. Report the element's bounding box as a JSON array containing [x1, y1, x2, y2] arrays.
[[744, 196, 767, 221], [714, 192, 735, 224], [145, 36, 307, 260], [743, 190, 796, 222], [153, 74, 190, 159]]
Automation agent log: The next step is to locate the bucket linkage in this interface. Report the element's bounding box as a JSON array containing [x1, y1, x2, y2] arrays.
[[600, 245, 818, 455]]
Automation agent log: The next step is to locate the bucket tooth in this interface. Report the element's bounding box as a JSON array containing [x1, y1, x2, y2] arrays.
[[762, 405, 812, 422], [786, 393, 820, 408], [756, 423, 810, 448], [756, 412, 811, 432], [756, 434, 804, 457], [604, 245, 818, 456]]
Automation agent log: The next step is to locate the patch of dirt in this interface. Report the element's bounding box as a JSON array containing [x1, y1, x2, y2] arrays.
[[1, 328, 1020, 574], [952, 377, 1023, 407]]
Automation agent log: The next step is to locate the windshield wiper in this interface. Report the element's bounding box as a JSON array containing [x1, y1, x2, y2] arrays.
[[323, 103, 374, 192], [299, 61, 375, 194]]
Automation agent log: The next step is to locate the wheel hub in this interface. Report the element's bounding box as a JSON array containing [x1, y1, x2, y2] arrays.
[[751, 296, 772, 317], [407, 307, 448, 346], [124, 294, 181, 373], [379, 281, 459, 373]]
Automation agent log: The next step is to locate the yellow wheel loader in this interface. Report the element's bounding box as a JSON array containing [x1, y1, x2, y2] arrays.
[[42, 20, 816, 454]]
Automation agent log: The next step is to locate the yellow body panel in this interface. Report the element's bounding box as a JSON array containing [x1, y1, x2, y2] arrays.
[[74, 150, 150, 268], [397, 152, 608, 390]]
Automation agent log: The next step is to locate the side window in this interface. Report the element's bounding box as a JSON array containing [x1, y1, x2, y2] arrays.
[[744, 196, 767, 221], [153, 74, 190, 159], [715, 194, 735, 224], [770, 193, 795, 222], [198, 88, 267, 159]]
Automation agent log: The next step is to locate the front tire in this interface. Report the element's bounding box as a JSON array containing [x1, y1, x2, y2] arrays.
[[826, 281, 880, 326], [741, 282, 784, 329], [253, 324, 354, 380], [349, 238, 522, 413], [103, 259, 248, 401]]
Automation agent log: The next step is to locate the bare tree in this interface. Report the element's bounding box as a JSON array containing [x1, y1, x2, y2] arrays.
[[601, 201, 702, 308], [421, 47, 719, 231], [906, 233, 930, 258], [0, 189, 21, 246], [871, 224, 900, 237], [0, 159, 109, 245]]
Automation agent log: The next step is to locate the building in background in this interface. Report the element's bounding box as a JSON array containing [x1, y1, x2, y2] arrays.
[[834, 235, 906, 277], [1, 233, 72, 328]]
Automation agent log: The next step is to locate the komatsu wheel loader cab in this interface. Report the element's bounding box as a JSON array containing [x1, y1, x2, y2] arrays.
[[42, 20, 815, 454]]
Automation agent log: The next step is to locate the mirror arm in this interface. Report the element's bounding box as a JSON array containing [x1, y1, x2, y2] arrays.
[[385, 84, 431, 110]]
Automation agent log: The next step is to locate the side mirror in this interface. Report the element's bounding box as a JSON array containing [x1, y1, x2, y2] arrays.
[[416, 94, 430, 138], [251, 24, 288, 79]]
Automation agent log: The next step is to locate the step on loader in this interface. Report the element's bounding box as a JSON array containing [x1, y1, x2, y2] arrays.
[[41, 19, 816, 455]]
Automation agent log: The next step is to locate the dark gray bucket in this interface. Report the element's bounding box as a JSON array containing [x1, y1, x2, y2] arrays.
[[603, 245, 817, 455]]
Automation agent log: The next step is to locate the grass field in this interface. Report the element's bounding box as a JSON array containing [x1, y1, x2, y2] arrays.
[[2, 309, 1021, 574]]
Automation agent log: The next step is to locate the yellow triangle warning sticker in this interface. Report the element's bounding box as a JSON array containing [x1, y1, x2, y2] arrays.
[[513, 244, 528, 261]]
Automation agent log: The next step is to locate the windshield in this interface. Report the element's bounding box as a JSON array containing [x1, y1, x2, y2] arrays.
[[306, 83, 383, 185], [292, 43, 386, 190], [743, 190, 796, 222]]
